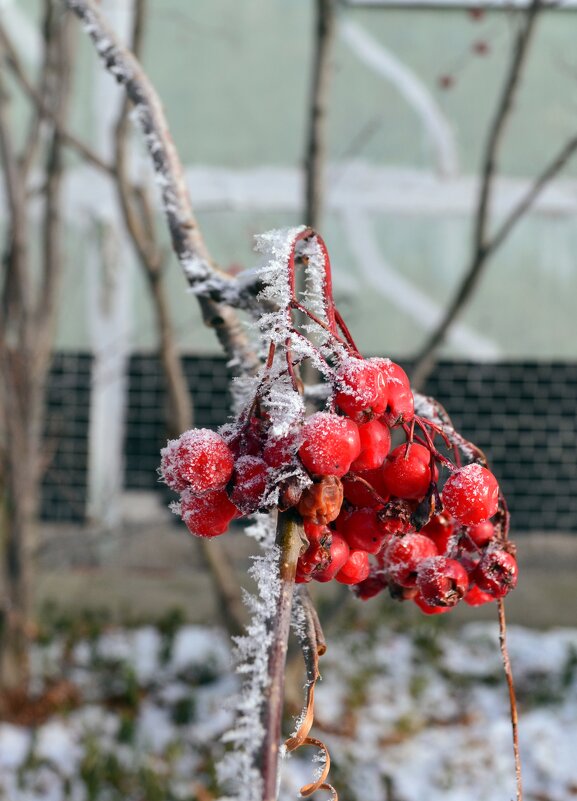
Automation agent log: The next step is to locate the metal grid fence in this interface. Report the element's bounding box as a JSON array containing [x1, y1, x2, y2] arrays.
[[40, 353, 577, 531]]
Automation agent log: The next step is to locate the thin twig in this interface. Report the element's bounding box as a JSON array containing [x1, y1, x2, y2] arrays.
[[111, 0, 245, 638], [411, 0, 543, 389], [498, 599, 523, 801], [0, 69, 30, 331], [0, 20, 113, 177], [487, 134, 577, 256], [304, 0, 337, 231], [65, 0, 261, 373]]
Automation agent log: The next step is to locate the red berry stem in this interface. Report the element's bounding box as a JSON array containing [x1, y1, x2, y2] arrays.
[[285, 336, 300, 392], [498, 598, 523, 801], [260, 511, 305, 801], [314, 231, 338, 336], [345, 473, 389, 506], [334, 307, 362, 357], [290, 298, 352, 352]]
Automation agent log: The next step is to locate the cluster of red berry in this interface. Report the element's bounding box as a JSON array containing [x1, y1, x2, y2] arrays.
[[159, 227, 518, 616], [159, 351, 517, 615]]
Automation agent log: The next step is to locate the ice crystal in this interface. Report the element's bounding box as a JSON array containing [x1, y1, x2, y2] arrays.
[[217, 545, 281, 801]]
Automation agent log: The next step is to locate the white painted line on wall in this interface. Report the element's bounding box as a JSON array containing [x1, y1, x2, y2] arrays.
[[339, 19, 459, 178], [341, 207, 500, 359], [6, 164, 577, 220]]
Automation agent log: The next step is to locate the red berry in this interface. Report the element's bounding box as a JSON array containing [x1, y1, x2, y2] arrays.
[[382, 443, 435, 500], [224, 418, 263, 459], [160, 429, 234, 494], [376, 360, 414, 427], [472, 39, 489, 55], [297, 540, 331, 578], [263, 432, 298, 468], [337, 507, 391, 555], [314, 534, 350, 582], [438, 75, 455, 90], [342, 468, 389, 509], [467, 520, 495, 547], [416, 556, 469, 607], [229, 456, 269, 514], [474, 550, 518, 598], [353, 572, 388, 600], [334, 357, 388, 421], [180, 488, 238, 537], [421, 513, 455, 555], [304, 521, 331, 547], [442, 464, 499, 525], [350, 419, 391, 472], [298, 413, 361, 477], [335, 549, 370, 585], [413, 591, 451, 615], [464, 585, 495, 607], [383, 533, 437, 587]]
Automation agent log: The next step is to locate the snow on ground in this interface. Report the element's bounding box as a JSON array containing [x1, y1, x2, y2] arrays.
[[1, 621, 577, 800]]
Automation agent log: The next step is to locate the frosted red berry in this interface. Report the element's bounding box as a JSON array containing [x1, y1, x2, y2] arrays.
[[467, 520, 495, 547], [334, 357, 388, 421], [180, 488, 238, 538], [416, 556, 469, 607], [263, 431, 298, 468], [442, 464, 499, 525], [229, 456, 269, 514], [474, 549, 518, 598], [382, 443, 435, 500], [160, 429, 234, 494], [298, 412, 361, 477], [383, 533, 437, 587]]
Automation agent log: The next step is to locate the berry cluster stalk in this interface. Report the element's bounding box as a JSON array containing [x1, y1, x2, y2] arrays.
[[259, 512, 304, 800]]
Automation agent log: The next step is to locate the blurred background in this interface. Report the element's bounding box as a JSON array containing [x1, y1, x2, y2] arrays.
[[1, 1, 577, 799]]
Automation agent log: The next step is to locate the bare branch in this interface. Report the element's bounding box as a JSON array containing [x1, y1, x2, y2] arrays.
[[472, 0, 541, 254], [410, 0, 543, 389], [64, 0, 261, 373], [37, 5, 75, 357], [112, 0, 246, 639], [0, 20, 112, 177], [0, 65, 30, 334], [304, 0, 337, 230], [487, 134, 577, 256]]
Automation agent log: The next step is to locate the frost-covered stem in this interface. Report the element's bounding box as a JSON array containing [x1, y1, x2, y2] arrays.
[[498, 599, 523, 801], [260, 511, 303, 801]]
